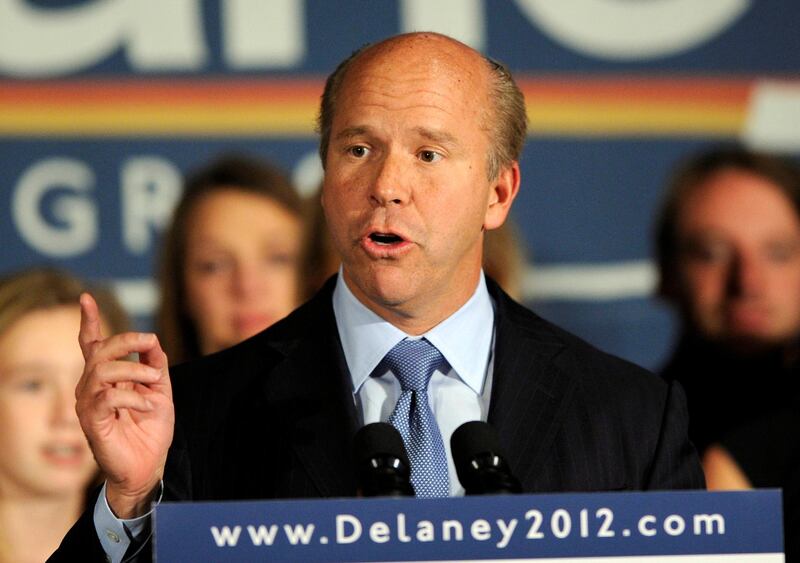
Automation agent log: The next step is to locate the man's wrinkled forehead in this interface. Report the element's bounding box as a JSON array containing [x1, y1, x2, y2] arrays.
[[334, 35, 492, 135]]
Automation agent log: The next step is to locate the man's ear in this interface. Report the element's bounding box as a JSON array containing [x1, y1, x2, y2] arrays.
[[484, 162, 520, 230]]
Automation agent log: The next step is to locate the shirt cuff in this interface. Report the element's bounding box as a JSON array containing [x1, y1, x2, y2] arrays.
[[92, 481, 163, 563]]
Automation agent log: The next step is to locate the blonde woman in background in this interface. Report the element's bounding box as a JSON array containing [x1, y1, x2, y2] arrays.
[[0, 269, 128, 563]]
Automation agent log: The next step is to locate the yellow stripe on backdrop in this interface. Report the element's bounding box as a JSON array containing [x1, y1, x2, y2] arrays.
[[0, 76, 771, 138]]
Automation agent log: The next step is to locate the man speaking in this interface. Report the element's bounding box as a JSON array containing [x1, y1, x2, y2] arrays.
[[51, 32, 703, 562]]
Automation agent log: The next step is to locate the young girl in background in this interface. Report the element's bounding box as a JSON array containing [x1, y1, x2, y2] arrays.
[[0, 269, 128, 563]]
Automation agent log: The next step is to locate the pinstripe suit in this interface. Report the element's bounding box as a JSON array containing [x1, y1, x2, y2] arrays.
[[49, 275, 704, 562]]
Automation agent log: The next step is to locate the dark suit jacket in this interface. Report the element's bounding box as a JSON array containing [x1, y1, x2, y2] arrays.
[[50, 277, 704, 561]]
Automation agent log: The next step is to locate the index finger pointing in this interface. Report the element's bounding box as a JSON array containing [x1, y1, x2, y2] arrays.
[[79, 292, 104, 360]]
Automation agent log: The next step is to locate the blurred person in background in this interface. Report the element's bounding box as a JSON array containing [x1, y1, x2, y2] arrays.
[[299, 190, 342, 300], [702, 402, 799, 558], [0, 268, 128, 563], [157, 154, 305, 364], [482, 217, 526, 301], [301, 190, 527, 301], [655, 146, 800, 557]]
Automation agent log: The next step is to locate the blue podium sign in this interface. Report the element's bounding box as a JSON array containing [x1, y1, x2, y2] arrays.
[[154, 490, 783, 562]]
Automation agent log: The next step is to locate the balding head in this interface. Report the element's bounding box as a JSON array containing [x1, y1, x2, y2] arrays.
[[317, 32, 527, 180]]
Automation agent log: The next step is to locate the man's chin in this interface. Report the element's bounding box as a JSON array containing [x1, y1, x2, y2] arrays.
[[346, 268, 417, 311], [366, 283, 416, 312], [717, 331, 792, 358]]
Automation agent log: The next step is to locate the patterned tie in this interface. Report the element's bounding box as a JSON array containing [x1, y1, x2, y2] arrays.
[[385, 338, 449, 498]]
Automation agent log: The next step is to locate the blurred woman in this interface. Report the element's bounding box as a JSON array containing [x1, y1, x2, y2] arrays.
[[0, 268, 128, 563], [157, 154, 305, 364], [299, 190, 343, 300]]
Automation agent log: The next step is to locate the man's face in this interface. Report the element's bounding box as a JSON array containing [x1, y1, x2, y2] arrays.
[[674, 168, 800, 349], [321, 35, 517, 332]]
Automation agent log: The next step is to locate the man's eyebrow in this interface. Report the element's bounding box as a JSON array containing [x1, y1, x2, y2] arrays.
[[333, 126, 370, 142], [333, 125, 460, 148], [413, 127, 460, 147]]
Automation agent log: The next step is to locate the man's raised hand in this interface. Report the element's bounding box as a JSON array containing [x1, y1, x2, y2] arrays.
[[76, 293, 175, 518]]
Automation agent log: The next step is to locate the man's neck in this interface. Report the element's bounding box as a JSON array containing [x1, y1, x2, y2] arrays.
[[341, 270, 481, 335]]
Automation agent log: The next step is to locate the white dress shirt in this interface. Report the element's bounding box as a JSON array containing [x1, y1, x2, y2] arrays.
[[95, 271, 496, 561]]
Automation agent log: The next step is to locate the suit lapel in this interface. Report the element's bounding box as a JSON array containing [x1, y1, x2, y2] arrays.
[[487, 282, 577, 491], [258, 279, 360, 498]]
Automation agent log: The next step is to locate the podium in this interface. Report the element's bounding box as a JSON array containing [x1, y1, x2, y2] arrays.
[[154, 490, 783, 561]]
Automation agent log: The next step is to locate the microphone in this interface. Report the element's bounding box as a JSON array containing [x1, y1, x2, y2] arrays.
[[451, 421, 522, 495], [353, 422, 414, 497]]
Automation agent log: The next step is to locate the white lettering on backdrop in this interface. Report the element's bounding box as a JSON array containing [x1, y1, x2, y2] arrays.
[[0, 0, 751, 76], [121, 157, 183, 255], [515, 0, 751, 60], [12, 157, 98, 257], [11, 156, 182, 258]]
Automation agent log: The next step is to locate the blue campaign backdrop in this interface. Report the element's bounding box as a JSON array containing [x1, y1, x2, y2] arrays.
[[1, 0, 799, 370]]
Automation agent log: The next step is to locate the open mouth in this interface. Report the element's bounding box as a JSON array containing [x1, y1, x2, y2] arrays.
[[369, 232, 404, 245]]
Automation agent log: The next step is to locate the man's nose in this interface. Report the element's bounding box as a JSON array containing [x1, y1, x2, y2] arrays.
[[369, 152, 410, 207], [729, 253, 766, 297]]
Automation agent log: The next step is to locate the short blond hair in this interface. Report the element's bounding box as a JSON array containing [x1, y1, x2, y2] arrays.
[[0, 268, 129, 337]]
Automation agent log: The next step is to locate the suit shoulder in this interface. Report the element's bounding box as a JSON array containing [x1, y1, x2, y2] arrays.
[[171, 287, 333, 391], [497, 290, 667, 399], [168, 287, 335, 424]]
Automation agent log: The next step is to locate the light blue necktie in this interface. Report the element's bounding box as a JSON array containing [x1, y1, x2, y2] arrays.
[[385, 338, 449, 498]]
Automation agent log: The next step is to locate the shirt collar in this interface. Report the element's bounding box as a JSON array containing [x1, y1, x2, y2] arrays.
[[333, 270, 494, 396]]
